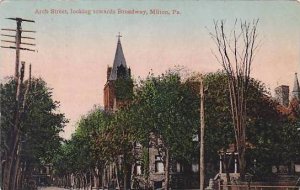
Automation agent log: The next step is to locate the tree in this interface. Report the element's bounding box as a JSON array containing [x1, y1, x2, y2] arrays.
[[1, 77, 67, 189], [188, 72, 236, 182], [193, 71, 300, 181], [52, 107, 115, 189], [247, 98, 300, 178], [129, 70, 199, 189], [209, 19, 260, 179]]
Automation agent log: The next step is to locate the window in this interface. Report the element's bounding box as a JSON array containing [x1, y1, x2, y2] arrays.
[[155, 155, 164, 173], [40, 167, 47, 174], [176, 162, 184, 173], [135, 142, 142, 148], [135, 161, 142, 175], [295, 164, 300, 173], [136, 165, 142, 175], [192, 163, 199, 173], [154, 181, 162, 189], [192, 134, 199, 142]]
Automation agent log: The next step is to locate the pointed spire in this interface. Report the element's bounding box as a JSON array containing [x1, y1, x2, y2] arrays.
[[109, 33, 128, 81], [292, 72, 300, 100]]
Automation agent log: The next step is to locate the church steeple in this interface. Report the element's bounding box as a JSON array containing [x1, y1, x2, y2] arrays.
[[104, 34, 132, 111], [292, 72, 300, 100], [108, 33, 128, 81]]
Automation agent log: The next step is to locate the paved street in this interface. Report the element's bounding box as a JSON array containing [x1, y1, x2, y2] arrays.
[[39, 187, 69, 190], [38, 188, 108, 190]]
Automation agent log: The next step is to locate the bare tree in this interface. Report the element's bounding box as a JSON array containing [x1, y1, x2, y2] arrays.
[[209, 19, 259, 179]]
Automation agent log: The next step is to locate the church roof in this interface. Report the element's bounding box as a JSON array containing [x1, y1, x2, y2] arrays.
[[109, 37, 127, 81]]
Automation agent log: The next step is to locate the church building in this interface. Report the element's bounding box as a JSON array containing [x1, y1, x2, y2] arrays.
[[103, 34, 131, 112], [101, 35, 199, 190]]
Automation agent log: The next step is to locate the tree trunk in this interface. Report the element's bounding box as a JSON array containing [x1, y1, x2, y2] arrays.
[[3, 128, 21, 190], [238, 147, 246, 180], [18, 162, 25, 190], [3, 158, 11, 190], [123, 154, 127, 190], [164, 148, 170, 190], [85, 172, 88, 190], [102, 167, 105, 190], [146, 146, 150, 190], [3, 62, 30, 190], [11, 151, 21, 190], [130, 162, 136, 189], [90, 169, 93, 190], [15, 163, 22, 190], [210, 20, 259, 181], [94, 167, 100, 190], [115, 162, 120, 190], [81, 173, 84, 189], [69, 173, 72, 188]]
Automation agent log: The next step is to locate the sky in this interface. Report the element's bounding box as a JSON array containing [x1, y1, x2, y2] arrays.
[[0, 0, 299, 139]]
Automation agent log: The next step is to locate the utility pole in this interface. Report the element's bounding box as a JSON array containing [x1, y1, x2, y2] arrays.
[[199, 75, 205, 190], [1, 17, 35, 101], [1, 17, 35, 190], [1, 17, 35, 81]]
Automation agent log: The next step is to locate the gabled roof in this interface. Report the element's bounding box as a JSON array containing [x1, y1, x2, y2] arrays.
[[109, 38, 127, 81]]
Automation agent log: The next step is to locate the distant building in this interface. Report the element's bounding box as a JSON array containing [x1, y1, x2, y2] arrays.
[[275, 85, 289, 107], [32, 164, 52, 186], [273, 73, 300, 177], [292, 73, 300, 101], [101, 36, 199, 190], [274, 73, 300, 107], [103, 34, 131, 111]]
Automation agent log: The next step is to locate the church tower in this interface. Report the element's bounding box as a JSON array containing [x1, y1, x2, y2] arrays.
[[292, 73, 300, 100], [103, 34, 132, 111]]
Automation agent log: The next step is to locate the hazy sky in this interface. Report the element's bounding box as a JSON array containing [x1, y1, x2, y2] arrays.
[[0, 0, 299, 139]]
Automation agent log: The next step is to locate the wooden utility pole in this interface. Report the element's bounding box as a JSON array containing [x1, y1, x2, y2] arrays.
[[1, 17, 36, 82], [1, 17, 35, 190], [199, 75, 205, 190], [1, 17, 35, 102]]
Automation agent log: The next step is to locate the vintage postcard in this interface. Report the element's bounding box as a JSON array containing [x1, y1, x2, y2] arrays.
[[0, 1, 299, 190]]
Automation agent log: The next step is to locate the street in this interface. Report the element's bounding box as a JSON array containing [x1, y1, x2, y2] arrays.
[[39, 187, 69, 190]]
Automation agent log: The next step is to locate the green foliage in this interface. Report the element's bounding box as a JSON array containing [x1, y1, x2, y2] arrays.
[[198, 71, 300, 179], [130, 70, 199, 162], [202, 72, 234, 163], [53, 107, 114, 176], [53, 69, 300, 182], [0, 78, 17, 148], [0, 77, 67, 164], [115, 78, 134, 101], [247, 100, 300, 177], [141, 147, 150, 178]]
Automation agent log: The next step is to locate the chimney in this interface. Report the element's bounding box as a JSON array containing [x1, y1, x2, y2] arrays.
[[107, 67, 112, 81], [274, 85, 289, 107], [292, 72, 300, 100]]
